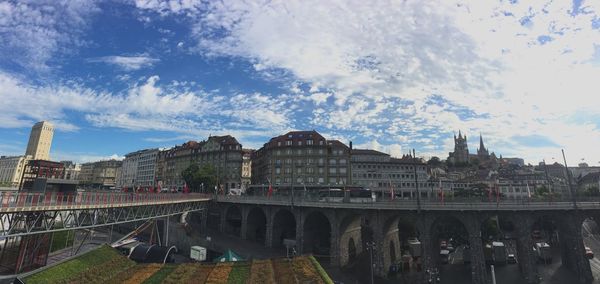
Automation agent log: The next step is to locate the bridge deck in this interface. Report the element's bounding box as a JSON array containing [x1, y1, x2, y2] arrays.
[[0, 191, 211, 213], [216, 195, 600, 211]]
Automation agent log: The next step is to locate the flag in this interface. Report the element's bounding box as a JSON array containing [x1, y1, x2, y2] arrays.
[[439, 180, 444, 205], [527, 183, 532, 199], [148, 186, 154, 193], [267, 183, 273, 198], [496, 183, 500, 204], [183, 182, 190, 194]]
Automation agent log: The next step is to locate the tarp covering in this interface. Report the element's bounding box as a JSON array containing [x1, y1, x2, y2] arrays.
[[213, 249, 243, 262]]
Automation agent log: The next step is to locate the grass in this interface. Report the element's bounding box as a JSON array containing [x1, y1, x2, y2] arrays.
[[247, 260, 275, 284], [272, 259, 297, 284], [24, 245, 130, 284], [227, 262, 251, 284], [206, 262, 233, 284], [49, 230, 73, 252], [309, 255, 334, 284], [142, 264, 178, 284]]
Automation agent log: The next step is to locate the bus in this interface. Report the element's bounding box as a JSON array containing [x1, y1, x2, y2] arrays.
[[318, 187, 374, 203]]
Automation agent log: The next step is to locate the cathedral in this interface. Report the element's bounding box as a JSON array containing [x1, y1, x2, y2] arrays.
[[448, 131, 496, 166]]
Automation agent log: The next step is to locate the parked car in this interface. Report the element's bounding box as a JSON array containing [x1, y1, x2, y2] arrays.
[[586, 246, 594, 259], [447, 244, 455, 252], [507, 254, 517, 264]]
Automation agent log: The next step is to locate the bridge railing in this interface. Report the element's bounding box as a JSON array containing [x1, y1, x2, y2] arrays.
[[0, 191, 210, 210]]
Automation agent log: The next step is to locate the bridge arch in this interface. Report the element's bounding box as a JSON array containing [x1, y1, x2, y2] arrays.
[[271, 208, 297, 248], [303, 210, 333, 258], [338, 213, 363, 267], [246, 207, 267, 243], [430, 215, 470, 265], [224, 205, 242, 237]]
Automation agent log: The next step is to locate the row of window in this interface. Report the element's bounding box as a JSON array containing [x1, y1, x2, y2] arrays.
[[354, 164, 425, 171], [274, 176, 348, 184], [274, 167, 348, 174], [277, 139, 322, 147], [274, 158, 347, 165], [353, 173, 417, 179]]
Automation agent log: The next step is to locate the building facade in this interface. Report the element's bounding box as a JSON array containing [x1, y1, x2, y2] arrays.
[[0, 155, 31, 187], [60, 161, 81, 181], [79, 159, 122, 189], [251, 130, 351, 187], [351, 149, 429, 199], [241, 149, 253, 190], [116, 148, 159, 189], [25, 121, 54, 160], [156, 136, 243, 191]]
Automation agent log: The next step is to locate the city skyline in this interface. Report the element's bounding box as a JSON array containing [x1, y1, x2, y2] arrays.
[[1, 1, 600, 165]]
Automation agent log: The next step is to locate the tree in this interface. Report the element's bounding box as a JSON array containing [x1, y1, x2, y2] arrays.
[[427, 156, 442, 168], [181, 164, 217, 193]]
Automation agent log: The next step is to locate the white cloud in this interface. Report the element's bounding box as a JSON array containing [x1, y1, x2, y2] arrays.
[[135, 0, 600, 165], [88, 55, 160, 71], [0, 0, 99, 71]]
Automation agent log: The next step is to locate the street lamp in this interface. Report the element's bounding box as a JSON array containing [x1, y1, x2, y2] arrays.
[[366, 241, 376, 284]]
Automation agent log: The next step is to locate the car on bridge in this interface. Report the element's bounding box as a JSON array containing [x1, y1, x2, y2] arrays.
[[585, 246, 594, 259]]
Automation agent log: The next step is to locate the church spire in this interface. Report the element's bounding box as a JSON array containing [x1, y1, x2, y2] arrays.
[[458, 130, 463, 139], [479, 133, 485, 151]]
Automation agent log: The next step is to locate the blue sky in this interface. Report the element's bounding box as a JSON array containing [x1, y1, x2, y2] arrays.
[[1, 0, 600, 165]]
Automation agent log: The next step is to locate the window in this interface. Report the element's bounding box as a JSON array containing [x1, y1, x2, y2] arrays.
[[319, 140, 324, 145], [318, 177, 324, 183], [307, 140, 313, 145], [329, 159, 337, 165], [286, 159, 292, 164], [297, 149, 303, 155], [275, 168, 281, 174], [329, 167, 337, 174], [276, 150, 281, 156], [318, 167, 324, 174], [298, 141, 303, 146], [277, 141, 282, 146], [307, 149, 313, 155], [318, 149, 324, 154], [340, 168, 347, 174], [307, 168, 314, 174], [276, 159, 281, 165], [285, 167, 291, 174], [340, 159, 347, 164], [318, 158, 324, 165]]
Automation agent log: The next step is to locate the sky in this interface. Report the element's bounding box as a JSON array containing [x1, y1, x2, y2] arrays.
[[1, 0, 600, 166]]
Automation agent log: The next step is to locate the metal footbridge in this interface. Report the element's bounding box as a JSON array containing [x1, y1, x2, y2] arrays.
[[0, 191, 210, 238]]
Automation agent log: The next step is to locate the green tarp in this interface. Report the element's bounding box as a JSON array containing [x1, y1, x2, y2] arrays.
[[213, 249, 244, 262]]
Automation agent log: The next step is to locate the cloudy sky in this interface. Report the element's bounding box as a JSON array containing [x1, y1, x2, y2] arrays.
[[1, 0, 599, 165]]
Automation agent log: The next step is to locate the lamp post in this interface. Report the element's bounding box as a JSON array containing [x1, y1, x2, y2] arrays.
[[366, 241, 376, 284]]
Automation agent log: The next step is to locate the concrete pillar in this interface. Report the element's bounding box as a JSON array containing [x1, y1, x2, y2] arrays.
[[240, 206, 248, 240], [218, 207, 226, 233], [416, 214, 435, 283], [515, 217, 538, 284], [296, 210, 304, 254], [559, 215, 593, 284], [372, 215, 387, 278], [265, 211, 274, 248], [200, 207, 208, 234], [330, 216, 340, 267]]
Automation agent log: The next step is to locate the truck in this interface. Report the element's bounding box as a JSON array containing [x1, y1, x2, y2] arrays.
[[492, 241, 507, 265], [408, 239, 422, 258], [440, 249, 450, 264], [484, 244, 493, 264], [535, 242, 552, 263]]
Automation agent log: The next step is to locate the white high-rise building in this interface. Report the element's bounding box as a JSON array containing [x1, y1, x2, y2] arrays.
[[25, 121, 54, 160], [116, 148, 159, 189]]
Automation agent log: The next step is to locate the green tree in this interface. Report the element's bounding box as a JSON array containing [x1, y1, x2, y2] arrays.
[[585, 186, 600, 197], [181, 164, 217, 193], [427, 156, 442, 168]]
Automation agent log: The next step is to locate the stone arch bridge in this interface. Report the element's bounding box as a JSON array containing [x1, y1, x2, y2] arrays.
[[203, 196, 600, 284]]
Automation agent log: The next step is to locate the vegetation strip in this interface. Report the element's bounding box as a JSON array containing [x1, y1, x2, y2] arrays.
[[309, 255, 335, 284], [292, 256, 324, 284], [272, 259, 298, 284], [24, 245, 131, 284], [247, 259, 275, 284], [226, 262, 251, 284], [142, 264, 177, 284], [124, 264, 163, 284], [206, 262, 234, 284]]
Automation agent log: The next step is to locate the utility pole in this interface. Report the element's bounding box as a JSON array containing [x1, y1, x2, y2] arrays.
[[413, 149, 421, 212], [562, 149, 577, 209]]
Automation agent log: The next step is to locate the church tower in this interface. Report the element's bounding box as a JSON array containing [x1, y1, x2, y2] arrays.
[[453, 130, 469, 164], [477, 134, 489, 158]]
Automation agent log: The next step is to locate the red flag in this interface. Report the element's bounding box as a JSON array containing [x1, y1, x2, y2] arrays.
[[183, 182, 190, 194], [149, 186, 154, 193], [267, 183, 273, 198]]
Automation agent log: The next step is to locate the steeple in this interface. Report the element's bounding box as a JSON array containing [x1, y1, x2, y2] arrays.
[[479, 134, 485, 151], [458, 130, 463, 139]]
